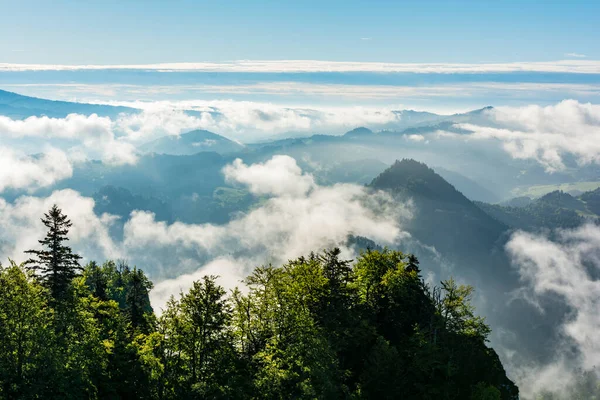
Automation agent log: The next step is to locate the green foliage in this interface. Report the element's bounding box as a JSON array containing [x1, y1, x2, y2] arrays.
[[477, 189, 600, 232], [24, 204, 83, 304], [0, 248, 519, 399], [0, 261, 53, 399], [0, 205, 519, 399], [471, 382, 501, 400], [580, 187, 600, 215]]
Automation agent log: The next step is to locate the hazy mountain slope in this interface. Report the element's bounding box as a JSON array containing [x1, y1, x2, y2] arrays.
[[342, 127, 376, 138], [93, 185, 172, 223], [368, 160, 574, 363], [434, 166, 501, 203], [369, 159, 511, 284], [47, 151, 261, 225], [316, 158, 389, 185], [55, 151, 229, 200], [476, 190, 599, 231], [140, 129, 245, 155], [580, 187, 600, 215], [0, 89, 137, 118]]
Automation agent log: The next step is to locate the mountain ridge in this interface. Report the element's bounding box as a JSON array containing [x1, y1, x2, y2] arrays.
[[0, 89, 138, 119], [139, 129, 245, 156]]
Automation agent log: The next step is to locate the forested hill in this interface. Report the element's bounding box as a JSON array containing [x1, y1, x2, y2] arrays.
[[369, 159, 512, 285], [476, 189, 600, 231], [0, 205, 519, 399]]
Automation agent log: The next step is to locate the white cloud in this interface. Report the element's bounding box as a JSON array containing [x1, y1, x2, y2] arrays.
[[110, 100, 437, 140], [2, 59, 600, 73], [444, 100, 600, 172], [0, 146, 73, 192], [505, 224, 600, 398], [0, 113, 112, 140], [223, 156, 316, 197], [564, 53, 587, 58], [406, 134, 426, 142], [114, 109, 210, 141], [0, 100, 412, 146], [0, 114, 138, 165], [121, 155, 409, 312], [150, 257, 248, 312], [4, 97, 600, 174], [0, 155, 408, 313], [9, 82, 600, 106], [0, 189, 120, 263]]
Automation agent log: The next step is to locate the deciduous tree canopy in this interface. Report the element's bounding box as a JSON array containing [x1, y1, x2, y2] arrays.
[[0, 206, 522, 399]]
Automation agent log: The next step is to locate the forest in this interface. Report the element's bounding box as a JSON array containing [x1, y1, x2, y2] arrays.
[[0, 205, 519, 399]]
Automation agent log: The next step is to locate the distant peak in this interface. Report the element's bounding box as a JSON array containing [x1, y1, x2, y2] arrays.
[[369, 159, 469, 204], [539, 190, 574, 201], [344, 127, 373, 137], [372, 159, 435, 182], [472, 106, 494, 113]]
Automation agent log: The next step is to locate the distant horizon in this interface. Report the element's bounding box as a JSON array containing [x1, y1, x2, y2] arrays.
[[2, 58, 600, 72], [1, 86, 497, 116], [3, 59, 599, 112]]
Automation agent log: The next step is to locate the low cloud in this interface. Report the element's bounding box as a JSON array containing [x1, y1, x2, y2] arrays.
[[0, 146, 73, 192], [4, 99, 600, 189], [0, 113, 137, 166], [0, 156, 409, 313], [0, 189, 120, 263], [1, 101, 418, 146], [223, 156, 316, 197], [10, 81, 600, 107], [2, 59, 600, 73], [406, 134, 426, 142], [565, 53, 587, 58], [124, 155, 409, 311], [440, 100, 600, 172], [112, 100, 439, 140], [505, 224, 600, 398]]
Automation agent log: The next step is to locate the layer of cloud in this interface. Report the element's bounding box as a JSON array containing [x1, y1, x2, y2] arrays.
[[115, 101, 410, 139], [564, 53, 587, 58], [133, 156, 408, 311], [7, 82, 600, 105], [2, 59, 600, 73], [0, 114, 137, 166], [1, 100, 429, 150], [0, 146, 72, 192], [0, 189, 120, 263], [505, 224, 600, 398], [0, 156, 409, 313], [4, 97, 600, 186], [223, 156, 316, 196], [436, 100, 600, 172]]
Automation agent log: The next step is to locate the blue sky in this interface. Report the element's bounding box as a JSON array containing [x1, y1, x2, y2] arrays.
[[1, 0, 599, 110], [1, 0, 599, 64]]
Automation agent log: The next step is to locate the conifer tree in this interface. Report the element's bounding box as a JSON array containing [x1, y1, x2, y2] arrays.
[[406, 253, 420, 273], [125, 266, 154, 333], [25, 204, 82, 303]]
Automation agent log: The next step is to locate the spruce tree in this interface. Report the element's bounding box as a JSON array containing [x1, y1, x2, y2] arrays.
[[406, 253, 421, 273], [25, 204, 82, 303]]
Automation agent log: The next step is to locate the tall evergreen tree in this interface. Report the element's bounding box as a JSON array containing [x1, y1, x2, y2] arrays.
[[25, 204, 82, 303], [125, 267, 155, 334]]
